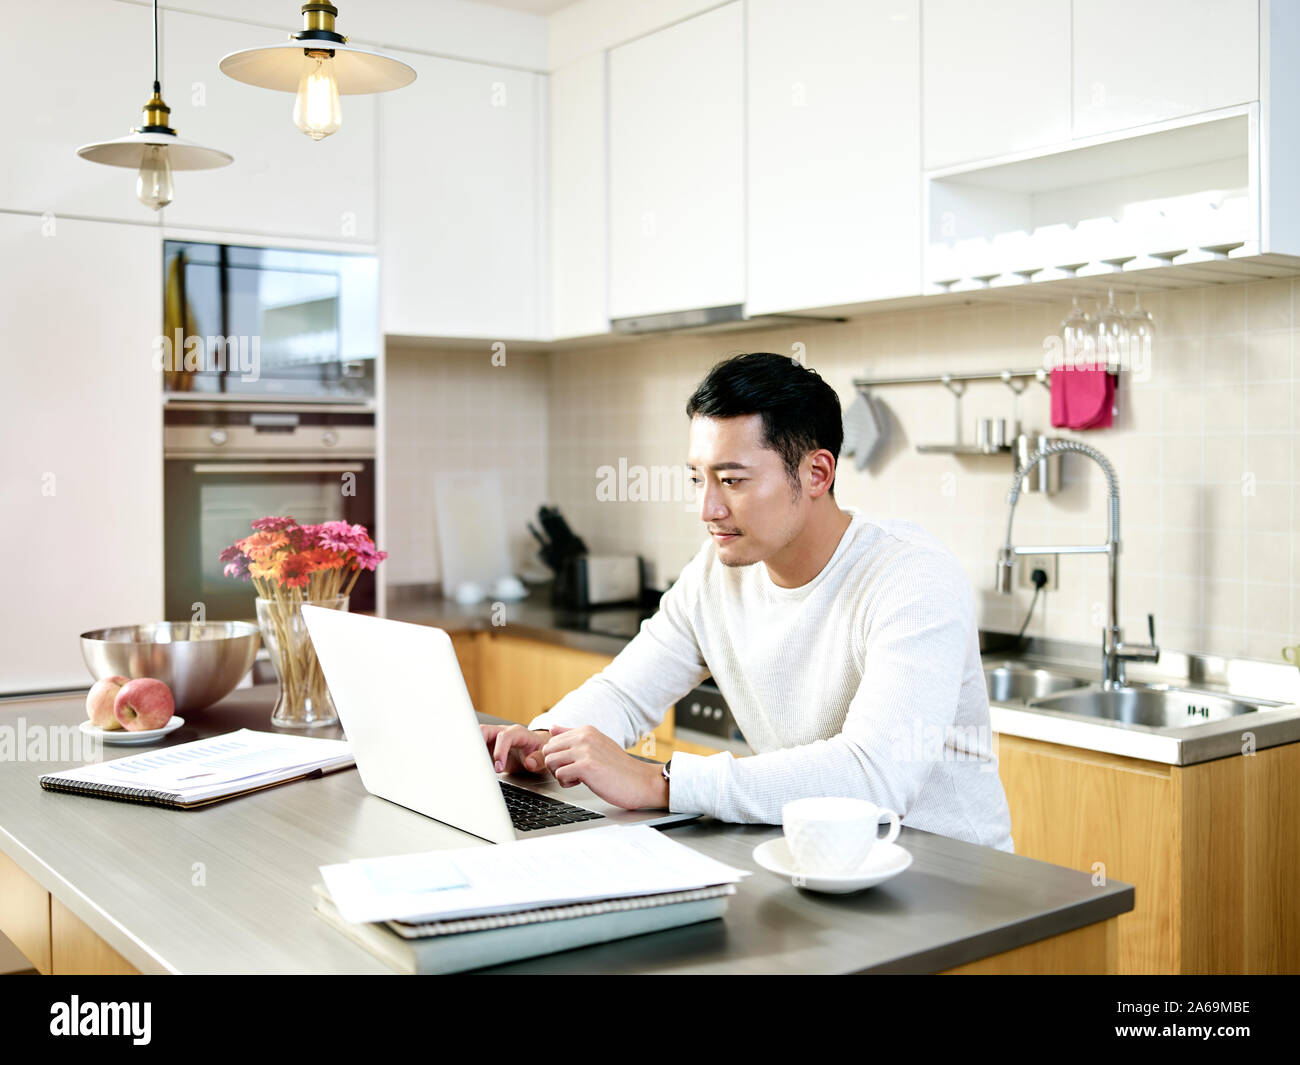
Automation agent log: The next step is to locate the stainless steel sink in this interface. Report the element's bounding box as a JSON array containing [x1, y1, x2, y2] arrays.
[[983, 662, 1090, 704], [1025, 686, 1284, 728]]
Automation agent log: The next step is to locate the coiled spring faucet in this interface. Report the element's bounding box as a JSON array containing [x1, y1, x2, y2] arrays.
[[996, 440, 1158, 689]]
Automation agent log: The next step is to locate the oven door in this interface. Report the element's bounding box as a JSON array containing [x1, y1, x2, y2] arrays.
[[164, 458, 377, 621]]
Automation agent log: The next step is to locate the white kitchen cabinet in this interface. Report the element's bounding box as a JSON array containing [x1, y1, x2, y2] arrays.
[[159, 9, 377, 243], [922, 0, 1071, 170], [378, 50, 545, 340], [0, 215, 163, 693], [1072, 0, 1258, 139], [549, 53, 608, 339], [607, 2, 744, 321], [0, 0, 162, 224], [746, 0, 921, 313]]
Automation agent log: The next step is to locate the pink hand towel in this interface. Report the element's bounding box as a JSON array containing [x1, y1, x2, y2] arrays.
[[1050, 368, 1113, 429]]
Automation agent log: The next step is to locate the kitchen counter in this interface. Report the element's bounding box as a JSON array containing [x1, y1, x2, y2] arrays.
[[386, 581, 653, 658], [385, 584, 1300, 767], [0, 686, 1132, 974]]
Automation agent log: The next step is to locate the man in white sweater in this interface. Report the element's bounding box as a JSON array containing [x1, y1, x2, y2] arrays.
[[485, 352, 1014, 853]]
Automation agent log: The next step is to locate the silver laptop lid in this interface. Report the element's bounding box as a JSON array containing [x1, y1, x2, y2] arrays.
[[301, 606, 517, 843]]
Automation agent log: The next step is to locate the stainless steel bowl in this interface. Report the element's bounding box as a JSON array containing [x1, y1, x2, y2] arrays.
[[80, 622, 260, 712]]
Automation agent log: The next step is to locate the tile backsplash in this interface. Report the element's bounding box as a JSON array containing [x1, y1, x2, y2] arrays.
[[383, 343, 550, 587], [543, 281, 1297, 663]]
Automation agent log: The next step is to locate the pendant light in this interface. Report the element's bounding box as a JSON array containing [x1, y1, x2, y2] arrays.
[[76, 0, 232, 210], [218, 3, 416, 141]]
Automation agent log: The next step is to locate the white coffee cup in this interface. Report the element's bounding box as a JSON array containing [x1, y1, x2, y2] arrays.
[[782, 797, 901, 876]]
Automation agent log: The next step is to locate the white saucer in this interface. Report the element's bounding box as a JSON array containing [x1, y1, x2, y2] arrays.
[[79, 717, 184, 745], [753, 836, 912, 894]]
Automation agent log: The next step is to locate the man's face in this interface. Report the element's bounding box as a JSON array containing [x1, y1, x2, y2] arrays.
[[686, 413, 807, 567]]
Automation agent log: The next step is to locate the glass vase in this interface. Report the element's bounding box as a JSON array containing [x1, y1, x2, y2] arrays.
[[255, 595, 348, 728]]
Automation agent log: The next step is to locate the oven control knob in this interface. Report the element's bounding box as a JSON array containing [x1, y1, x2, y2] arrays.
[[321, 429, 339, 447], [208, 429, 228, 446]]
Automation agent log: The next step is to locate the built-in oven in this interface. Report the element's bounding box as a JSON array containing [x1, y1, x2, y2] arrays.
[[161, 239, 378, 403], [163, 404, 377, 621]]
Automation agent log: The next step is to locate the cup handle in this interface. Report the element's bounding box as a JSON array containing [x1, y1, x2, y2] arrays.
[[1284, 646, 1298, 665], [876, 809, 901, 846]]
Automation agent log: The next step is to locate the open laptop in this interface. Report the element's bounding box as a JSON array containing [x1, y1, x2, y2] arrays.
[[301, 606, 700, 844]]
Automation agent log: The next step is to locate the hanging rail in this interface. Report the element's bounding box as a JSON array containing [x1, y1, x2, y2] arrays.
[[852, 367, 1051, 390]]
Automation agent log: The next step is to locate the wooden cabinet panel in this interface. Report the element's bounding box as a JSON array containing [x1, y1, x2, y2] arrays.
[[997, 734, 1177, 974], [51, 897, 140, 976], [0, 848, 51, 975], [476, 633, 674, 749], [450, 631, 483, 711], [997, 732, 1300, 974]]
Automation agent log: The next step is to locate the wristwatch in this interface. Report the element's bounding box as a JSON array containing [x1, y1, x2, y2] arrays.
[[661, 756, 671, 787]]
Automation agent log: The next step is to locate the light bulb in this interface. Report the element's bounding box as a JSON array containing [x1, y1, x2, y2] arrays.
[[136, 144, 174, 210], [293, 51, 342, 140]]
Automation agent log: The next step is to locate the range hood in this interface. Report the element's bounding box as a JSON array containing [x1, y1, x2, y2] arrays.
[[610, 303, 847, 336]]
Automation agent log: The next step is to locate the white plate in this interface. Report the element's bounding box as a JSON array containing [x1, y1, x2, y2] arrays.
[[79, 717, 185, 745], [753, 836, 912, 894]]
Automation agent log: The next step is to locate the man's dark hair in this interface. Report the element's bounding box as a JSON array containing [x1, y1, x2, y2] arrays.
[[685, 352, 843, 495]]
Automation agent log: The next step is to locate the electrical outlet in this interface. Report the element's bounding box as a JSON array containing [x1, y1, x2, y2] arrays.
[[1018, 554, 1059, 590]]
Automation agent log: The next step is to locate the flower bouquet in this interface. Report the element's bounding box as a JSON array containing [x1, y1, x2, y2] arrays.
[[220, 517, 387, 727]]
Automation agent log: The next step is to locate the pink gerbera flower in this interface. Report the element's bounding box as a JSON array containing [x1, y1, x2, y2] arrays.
[[250, 516, 298, 532]]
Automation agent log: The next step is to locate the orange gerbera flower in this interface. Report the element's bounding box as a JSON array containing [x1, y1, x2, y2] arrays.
[[301, 547, 343, 571], [238, 531, 288, 562], [279, 553, 314, 589], [248, 558, 283, 581]]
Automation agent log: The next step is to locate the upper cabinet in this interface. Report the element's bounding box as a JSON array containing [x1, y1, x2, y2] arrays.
[[379, 50, 545, 340], [0, 0, 161, 223], [746, 0, 921, 314], [1072, 0, 1258, 139], [923, 0, 1071, 170], [607, 2, 745, 321], [159, 9, 377, 243], [549, 53, 608, 340]]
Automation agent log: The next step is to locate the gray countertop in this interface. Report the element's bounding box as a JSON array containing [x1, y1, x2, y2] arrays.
[[0, 686, 1132, 974], [385, 585, 1300, 767]]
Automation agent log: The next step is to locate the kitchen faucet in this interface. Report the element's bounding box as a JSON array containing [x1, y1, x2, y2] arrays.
[[996, 439, 1159, 689]]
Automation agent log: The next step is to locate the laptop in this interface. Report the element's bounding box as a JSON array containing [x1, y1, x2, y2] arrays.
[[301, 606, 700, 844]]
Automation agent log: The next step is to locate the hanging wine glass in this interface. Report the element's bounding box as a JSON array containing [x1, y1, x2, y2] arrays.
[[1124, 288, 1155, 381], [1096, 287, 1128, 373], [1060, 294, 1095, 370]]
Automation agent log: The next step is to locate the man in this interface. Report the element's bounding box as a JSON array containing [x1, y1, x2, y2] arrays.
[[483, 352, 1014, 852]]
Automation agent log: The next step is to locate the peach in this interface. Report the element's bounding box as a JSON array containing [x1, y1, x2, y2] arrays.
[[114, 678, 175, 732], [86, 676, 130, 730]]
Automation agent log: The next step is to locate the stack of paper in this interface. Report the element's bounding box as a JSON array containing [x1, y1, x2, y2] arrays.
[[314, 825, 749, 973], [40, 729, 354, 806], [321, 824, 748, 924]]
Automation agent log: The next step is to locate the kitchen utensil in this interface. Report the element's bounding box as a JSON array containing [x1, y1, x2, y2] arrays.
[[78, 717, 185, 746], [842, 391, 883, 470], [752, 837, 912, 894], [781, 797, 901, 876], [80, 622, 259, 713]]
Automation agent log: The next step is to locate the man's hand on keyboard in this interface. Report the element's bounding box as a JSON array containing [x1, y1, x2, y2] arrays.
[[540, 725, 669, 811], [482, 724, 552, 775]]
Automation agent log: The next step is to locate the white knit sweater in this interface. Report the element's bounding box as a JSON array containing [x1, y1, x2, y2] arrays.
[[529, 508, 1015, 853]]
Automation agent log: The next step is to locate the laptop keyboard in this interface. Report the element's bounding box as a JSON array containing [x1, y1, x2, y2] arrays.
[[499, 781, 606, 831]]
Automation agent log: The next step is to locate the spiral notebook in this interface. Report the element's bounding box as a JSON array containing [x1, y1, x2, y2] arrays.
[[38, 729, 355, 808], [313, 882, 732, 974]]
